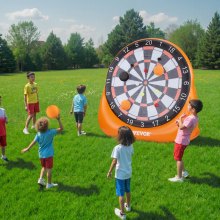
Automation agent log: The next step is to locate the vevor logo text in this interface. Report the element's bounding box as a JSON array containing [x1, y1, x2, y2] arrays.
[[133, 131, 152, 136]]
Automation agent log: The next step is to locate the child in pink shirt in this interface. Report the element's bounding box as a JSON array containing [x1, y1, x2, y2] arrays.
[[168, 99, 203, 182], [0, 96, 8, 162]]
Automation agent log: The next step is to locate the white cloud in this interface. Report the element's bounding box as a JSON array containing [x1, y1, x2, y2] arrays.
[[112, 16, 119, 23], [59, 18, 76, 23], [6, 8, 49, 21], [139, 10, 178, 28]]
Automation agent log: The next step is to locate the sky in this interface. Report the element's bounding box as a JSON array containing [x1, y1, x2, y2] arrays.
[[0, 0, 219, 47]]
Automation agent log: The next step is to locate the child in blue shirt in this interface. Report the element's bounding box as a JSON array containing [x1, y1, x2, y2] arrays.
[[21, 115, 63, 188], [70, 85, 87, 136]]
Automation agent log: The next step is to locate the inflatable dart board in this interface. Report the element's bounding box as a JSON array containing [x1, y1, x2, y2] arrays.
[[98, 38, 199, 142]]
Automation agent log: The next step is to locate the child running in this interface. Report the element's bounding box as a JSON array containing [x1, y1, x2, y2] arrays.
[[21, 115, 63, 188], [168, 99, 203, 182], [107, 126, 135, 220], [0, 96, 9, 162], [70, 85, 87, 136]]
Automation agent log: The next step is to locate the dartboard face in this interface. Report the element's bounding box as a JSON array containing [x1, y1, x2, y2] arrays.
[[105, 39, 191, 128]]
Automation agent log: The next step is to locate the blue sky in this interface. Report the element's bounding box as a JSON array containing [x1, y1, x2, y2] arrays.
[[0, 0, 219, 46]]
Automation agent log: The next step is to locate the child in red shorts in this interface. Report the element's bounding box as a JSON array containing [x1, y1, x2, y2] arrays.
[[168, 99, 203, 182], [0, 96, 8, 162], [21, 115, 63, 188], [23, 72, 40, 134]]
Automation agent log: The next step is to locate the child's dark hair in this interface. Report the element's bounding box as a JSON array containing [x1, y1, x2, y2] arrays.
[[77, 85, 86, 94], [117, 126, 135, 146], [26, 71, 35, 78], [35, 117, 49, 133], [189, 99, 203, 113]]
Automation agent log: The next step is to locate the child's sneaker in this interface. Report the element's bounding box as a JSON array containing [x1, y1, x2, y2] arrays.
[[1, 156, 9, 162], [124, 203, 131, 212], [81, 131, 86, 134], [23, 128, 29, 134], [77, 132, 86, 136], [182, 170, 189, 178], [38, 178, 46, 186], [31, 125, 35, 129], [46, 183, 58, 189], [168, 176, 183, 182], [114, 208, 126, 220]]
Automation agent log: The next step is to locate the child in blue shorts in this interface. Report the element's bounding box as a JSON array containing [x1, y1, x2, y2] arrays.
[[107, 126, 135, 220]]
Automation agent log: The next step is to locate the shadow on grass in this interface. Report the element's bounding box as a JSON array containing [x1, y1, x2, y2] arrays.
[[86, 132, 109, 139], [191, 136, 220, 147], [57, 183, 100, 196], [0, 158, 36, 170], [132, 206, 176, 220], [189, 172, 220, 188]]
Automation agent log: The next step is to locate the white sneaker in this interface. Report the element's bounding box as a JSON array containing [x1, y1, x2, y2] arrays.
[[124, 203, 131, 212], [23, 128, 29, 134], [31, 125, 35, 129], [78, 132, 86, 136], [182, 171, 189, 178], [81, 131, 86, 134], [168, 176, 183, 182], [38, 178, 46, 186], [114, 208, 126, 220], [46, 183, 58, 189]]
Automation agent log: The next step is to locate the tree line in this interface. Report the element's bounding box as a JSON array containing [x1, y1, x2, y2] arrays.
[[0, 9, 220, 73]]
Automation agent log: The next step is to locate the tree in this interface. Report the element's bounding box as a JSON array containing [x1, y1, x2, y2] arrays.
[[196, 12, 220, 69], [146, 22, 165, 39], [65, 33, 84, 68], [105, 9, 147, 57], [42, 32, 66, 70], [168, 20, 205, 67], [0, 34, 16, 73], [6, 21, 40, 71], [82, 38, 99, 68]]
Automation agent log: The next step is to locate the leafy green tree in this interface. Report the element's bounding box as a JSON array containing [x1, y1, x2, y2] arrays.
[[146, 22, 165, 39], [6, 21, 40, 71], [42, 32, 66, 70], [105, 9, 147, 57], [196, 12, 220, 69], [168, 20, 205, 67], [82, 38, 99, 68], [65, 33, 84, 68], [0, 34, 16, 73]]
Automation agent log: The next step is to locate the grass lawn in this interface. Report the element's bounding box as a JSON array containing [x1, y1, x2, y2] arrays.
[[0, 69, 220, 220]]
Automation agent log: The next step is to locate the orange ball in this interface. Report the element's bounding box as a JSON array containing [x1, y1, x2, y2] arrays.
[[120, 100, 131, 111], [46, 105, 60, 119], [153, 63, 164, 76]]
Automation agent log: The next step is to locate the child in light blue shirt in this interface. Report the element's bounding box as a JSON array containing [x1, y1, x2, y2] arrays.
[[21, 115, 63, 189], [70, 85, 87, 136]]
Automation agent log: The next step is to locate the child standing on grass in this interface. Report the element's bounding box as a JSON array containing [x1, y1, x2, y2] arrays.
[[23, 72, 40, 134], [70, 85, 87, 136], [107, 126, 135, 220], [0, 96, 9, 162], [21, 115, 63, 188], [168, 99, 203, 183]]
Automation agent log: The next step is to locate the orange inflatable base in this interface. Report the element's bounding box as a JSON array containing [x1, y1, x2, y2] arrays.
[[98, 91, 200, 143]]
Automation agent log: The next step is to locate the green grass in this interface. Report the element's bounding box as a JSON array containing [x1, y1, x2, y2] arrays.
[[0, 69, 220, 220]]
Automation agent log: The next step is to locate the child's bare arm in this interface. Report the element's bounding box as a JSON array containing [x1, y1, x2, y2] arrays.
[[24, 95, 27, 110], [70, 100, 74, 114], [56, 115, 63, 133], [178, 114, 187, 130], [107, 158, 117, 178], [84, 105, 87, 116], [21, 140, 36, 153]]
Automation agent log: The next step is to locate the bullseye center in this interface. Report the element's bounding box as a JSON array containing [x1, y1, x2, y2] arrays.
[[143, 80, 148, 86]]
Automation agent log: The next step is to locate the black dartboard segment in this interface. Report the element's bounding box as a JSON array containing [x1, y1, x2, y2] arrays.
[[105, 39, 191, 128]]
